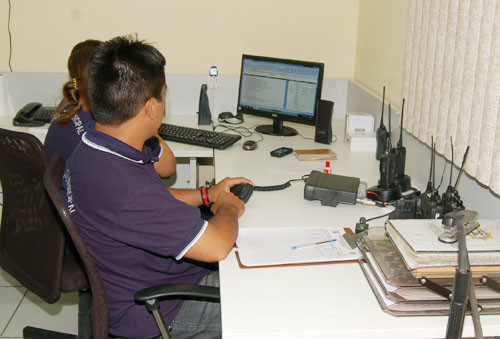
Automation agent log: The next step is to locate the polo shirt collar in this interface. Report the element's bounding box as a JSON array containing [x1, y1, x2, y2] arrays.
[[82, 121, 161, 164]]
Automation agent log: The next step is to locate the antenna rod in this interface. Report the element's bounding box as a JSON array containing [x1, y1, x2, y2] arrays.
[[398, 98, 405, 147], [379, 86, 386, 127], [429, 137, 434, 182], [454, 146, 470, 189], [432, 139, 436, 189], [388, 104, 392, 149], [449, 137, 454, 187]]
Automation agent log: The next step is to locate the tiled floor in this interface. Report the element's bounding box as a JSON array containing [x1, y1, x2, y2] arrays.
[[0, 266, 79, 338]]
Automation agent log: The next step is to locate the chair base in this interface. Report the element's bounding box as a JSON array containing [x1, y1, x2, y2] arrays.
[[23, 326, 76, 339]]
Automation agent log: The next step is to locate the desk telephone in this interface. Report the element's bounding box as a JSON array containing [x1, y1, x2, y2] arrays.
[[13, 102, 56, 127]]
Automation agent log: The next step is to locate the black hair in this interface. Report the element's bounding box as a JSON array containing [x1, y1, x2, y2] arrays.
[[88, 35, 166, 125]]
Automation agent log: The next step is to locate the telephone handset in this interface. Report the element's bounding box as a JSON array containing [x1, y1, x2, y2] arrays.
[[13, 102, 56, 127]]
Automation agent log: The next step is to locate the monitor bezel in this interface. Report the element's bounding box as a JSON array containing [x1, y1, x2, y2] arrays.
[[236, 54, 325, 129]]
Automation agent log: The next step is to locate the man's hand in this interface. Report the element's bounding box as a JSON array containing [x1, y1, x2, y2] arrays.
[[208, 177, 254, 203], [210, 191, 245, 218]]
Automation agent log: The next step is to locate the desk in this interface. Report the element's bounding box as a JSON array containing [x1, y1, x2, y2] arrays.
[[0, 115, 212, 189], [214, 117, 500, 338]]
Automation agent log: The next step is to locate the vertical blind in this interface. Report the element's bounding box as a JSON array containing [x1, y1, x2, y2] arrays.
[[402, 0, 500, 194]]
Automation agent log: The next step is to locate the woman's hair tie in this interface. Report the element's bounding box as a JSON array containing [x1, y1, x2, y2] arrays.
[[72, 78, 79, 91]]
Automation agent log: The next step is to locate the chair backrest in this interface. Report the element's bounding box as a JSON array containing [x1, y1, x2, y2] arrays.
[[43, 155, 109, 339], [0, 128, 67, 303]]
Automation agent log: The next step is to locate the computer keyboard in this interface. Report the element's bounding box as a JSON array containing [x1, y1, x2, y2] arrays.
[[158, 123, 241, 150]]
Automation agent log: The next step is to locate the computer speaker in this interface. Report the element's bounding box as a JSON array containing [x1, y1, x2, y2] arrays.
[[315, 99, 334, 144], [198, 84, 212, 125]]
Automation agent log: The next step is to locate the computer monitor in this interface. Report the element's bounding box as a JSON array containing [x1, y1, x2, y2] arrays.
[[237, 54, 324, 136]]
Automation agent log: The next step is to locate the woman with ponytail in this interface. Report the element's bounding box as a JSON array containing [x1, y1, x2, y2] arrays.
[[44, 39, 102, 160]]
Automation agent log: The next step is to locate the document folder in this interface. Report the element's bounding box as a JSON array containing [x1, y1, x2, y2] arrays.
[[358, 228, 500, 316]]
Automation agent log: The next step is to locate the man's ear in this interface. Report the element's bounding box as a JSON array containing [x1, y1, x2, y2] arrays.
[[144, 97, 156, 120]]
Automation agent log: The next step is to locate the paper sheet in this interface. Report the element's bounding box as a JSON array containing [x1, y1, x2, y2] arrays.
[[236, 227, 360, 267]]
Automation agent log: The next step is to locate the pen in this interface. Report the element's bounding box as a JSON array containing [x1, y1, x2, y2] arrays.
[[291, 239, 337, 250]]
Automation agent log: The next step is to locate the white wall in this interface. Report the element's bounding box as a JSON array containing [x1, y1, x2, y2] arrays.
[[355, 0, 409, 108], [0, 0, 359, 78]]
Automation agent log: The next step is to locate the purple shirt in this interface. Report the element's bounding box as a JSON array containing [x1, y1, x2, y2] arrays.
[[62, 123, 209, 338], [44, 111, 94, 161]]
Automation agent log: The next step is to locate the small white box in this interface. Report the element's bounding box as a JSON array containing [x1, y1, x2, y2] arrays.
[[346, 131, 377, 152], [345, 113, 375, 134]]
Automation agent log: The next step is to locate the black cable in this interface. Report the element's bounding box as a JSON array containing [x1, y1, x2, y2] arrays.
[[7, 0, 13, 72], [297, 132, 338, 144], [254, 176, 307, 191], [297, 132, 314, 140], [214, 123, 264, 143], [365, 210, 393, 222]]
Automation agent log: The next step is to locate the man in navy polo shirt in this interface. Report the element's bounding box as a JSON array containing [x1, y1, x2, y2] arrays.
[[62, 35, 252, 339]]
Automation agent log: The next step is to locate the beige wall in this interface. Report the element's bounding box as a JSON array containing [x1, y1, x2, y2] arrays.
[[0, 0, 360, 78], [355, 0, 409, 107], [1, 0, 410, 107]]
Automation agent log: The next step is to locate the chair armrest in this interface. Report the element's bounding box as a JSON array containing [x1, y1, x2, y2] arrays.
[[135, 284, 220, 339], [134, 284, 220, 304]]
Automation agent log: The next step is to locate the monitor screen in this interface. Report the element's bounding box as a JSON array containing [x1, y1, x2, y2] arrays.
[[237, 54, 324, 136]]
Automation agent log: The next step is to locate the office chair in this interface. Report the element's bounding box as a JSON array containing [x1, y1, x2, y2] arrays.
[[44, 155, 220, 339], [0, 128, 90, 338]]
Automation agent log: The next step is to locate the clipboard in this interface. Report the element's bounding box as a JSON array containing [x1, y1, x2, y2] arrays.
[[235, 227, 359, 269]]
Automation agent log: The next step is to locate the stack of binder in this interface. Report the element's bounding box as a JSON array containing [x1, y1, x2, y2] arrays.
[[385, 219, 500, 278], [358, 226, 500, 316]]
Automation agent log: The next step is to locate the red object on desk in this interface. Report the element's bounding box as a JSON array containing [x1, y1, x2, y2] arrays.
[[324, 161, 331, 174]]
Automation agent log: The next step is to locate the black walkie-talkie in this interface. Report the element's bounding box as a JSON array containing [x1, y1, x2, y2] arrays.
[[379, 138, 397, 188], [368, 104, 401, 202], [393, 98, 411, 192], [419, 138, 443, 219], [442, 142, 468, 214], [375, 86, 388, 160], [386, 104, 397, 187]]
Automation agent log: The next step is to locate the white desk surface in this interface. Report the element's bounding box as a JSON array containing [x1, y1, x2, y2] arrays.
[[214, 117, 500, 338]]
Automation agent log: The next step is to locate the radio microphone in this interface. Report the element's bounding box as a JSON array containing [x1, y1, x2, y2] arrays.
[[375, 86, 388, 160], [393, 98, 411, 192]]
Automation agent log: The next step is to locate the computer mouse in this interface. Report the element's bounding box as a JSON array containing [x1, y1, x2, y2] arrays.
[[242, 140, 257, 151]]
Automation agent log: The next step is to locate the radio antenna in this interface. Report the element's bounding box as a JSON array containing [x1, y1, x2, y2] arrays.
[[454, 146, 470, 189], [425, 136, 434, 194], [449, 137, 454, 187], [432, 140, 436, 192], [397, 98, 405, 148], [375, 86, 388, 160], [380, 86, 385, 128], [387, 103, 392, 150]]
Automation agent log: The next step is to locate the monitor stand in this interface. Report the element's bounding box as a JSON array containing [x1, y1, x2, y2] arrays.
[[254, 119, 298, 137]]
